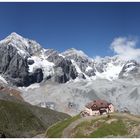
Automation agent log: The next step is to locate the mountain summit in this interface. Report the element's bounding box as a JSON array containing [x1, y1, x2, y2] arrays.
[[61, 48, 89, 60], [0, 32, 42, 58]]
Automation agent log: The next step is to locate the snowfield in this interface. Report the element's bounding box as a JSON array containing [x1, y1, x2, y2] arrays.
[[28, 56, 54, 78], [95, 62, 124, 81]]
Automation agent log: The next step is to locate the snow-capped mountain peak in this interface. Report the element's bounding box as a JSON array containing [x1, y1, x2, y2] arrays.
[[61, 48, 90, 60], [8, 32, 23, 40], [0, 32, 42, 58], [0, 32, 28, 46], [1, 32, 140, 87]]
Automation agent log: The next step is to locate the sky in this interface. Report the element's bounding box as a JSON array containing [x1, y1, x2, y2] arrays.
[[1, 2, 140, 58]]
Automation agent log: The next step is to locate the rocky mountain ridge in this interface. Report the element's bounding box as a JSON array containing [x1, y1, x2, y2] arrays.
[[0, 32, 139, 87]]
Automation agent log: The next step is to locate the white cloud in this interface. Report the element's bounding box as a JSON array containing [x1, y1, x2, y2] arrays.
[[110, 37, 140, 61]]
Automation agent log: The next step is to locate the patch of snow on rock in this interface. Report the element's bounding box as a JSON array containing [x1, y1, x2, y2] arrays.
[[71, 59, 82, 73], [28, 55, 54, 78], [85, 66, 93, 72], [0, 75, 8, 84]]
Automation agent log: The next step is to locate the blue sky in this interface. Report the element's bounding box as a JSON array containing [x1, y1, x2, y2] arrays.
[[0, 2, 140, 57]]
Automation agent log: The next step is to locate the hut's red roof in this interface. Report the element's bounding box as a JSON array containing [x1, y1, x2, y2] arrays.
[[85, 99, 111, 110]]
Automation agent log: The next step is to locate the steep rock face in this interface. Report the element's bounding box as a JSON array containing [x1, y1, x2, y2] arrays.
[[62, 48, 95, 77], [51, 59, 78, 83], [45, 49, 61, 63], [0, 45, 29, 86], [0, 33, 44, 87], [44, 49, 78, 83], [29, 68, 43, 84], [119, 60, 140, 79], [0, 45, 44, 87]]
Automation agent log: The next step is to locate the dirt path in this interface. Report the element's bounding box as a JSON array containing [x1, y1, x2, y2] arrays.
[[62, 113, 140, 138], [62, 115, 107, 138], [33, 133, 45, 138]]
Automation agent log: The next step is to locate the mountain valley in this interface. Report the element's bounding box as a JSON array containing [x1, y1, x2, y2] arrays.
[[0, 32, 140, 137]]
